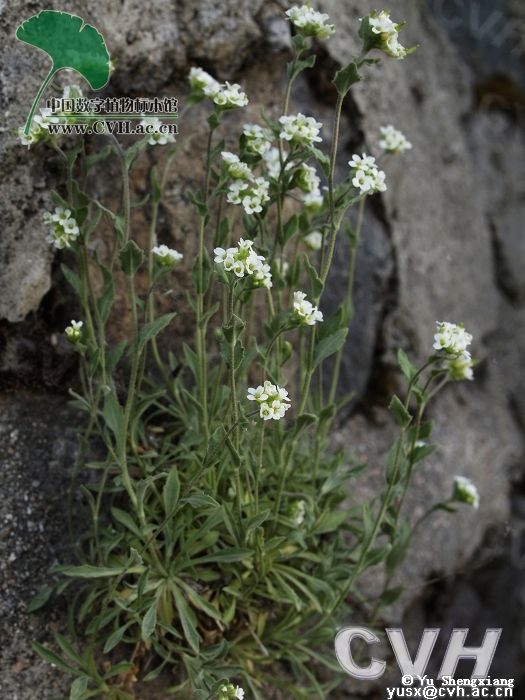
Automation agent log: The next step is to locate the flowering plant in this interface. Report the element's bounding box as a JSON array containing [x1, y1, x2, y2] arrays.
[[24, 6, 478, 700]]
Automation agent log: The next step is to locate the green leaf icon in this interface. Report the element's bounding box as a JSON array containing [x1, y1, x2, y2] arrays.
[[16, 10, 110, 135]]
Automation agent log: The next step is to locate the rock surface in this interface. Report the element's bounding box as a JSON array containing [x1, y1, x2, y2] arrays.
[[0, 0, 524, 697]]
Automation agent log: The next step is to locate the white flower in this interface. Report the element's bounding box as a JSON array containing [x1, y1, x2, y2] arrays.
[[221, 152, 253, 180], [253, 263, 273, 289], [433, 322, 473, 355], [152, 244, 183, 267], [286, 5, 335, 39], [217, 683, 245, 700], [243, 123, 273, 155], [44, 207, 80, 249], [379, 125, 412, 153], [296, 163, 320, 194], [363, 10, 411, 59], [227, 177, 270, 215], [453, 476, 479, 509], [263, 147, 283, 180], [214, 240, 270, 286], [140, 116, 176, 146], [304, 231, 323, 251], [349, 153, 387, 194], [17, 107, 59, 147], [293, 291, 323, 326], [65, 320, 83, 343], [247, 382, 291, 421], [447, 351, 475, 381], [226, 180, 250, 205], [289, 500, 306, 526], [247, 386, 268, 402], [213, 82, 249, 109], [189, 67, 221, 98], [302, 190, 324, 210], [279, 113, 322, 146]]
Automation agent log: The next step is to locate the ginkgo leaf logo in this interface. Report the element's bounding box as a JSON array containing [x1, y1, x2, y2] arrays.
[[16, 10, 110, 135]]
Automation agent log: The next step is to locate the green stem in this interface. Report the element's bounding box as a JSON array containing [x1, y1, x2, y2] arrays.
[[328, 197, 366, 405], [23, 67, 55, 135]]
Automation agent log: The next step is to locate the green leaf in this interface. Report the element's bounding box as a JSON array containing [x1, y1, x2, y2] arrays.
[[313, 328, 348, 368], [32, 641, 74, 672], [192, 249, 212, 294], [378, 586, 404, 608], [111, 507, 142, 538], [282, 214, 299, 243], [61, 264, 82, 296], [175, 578, 222, 622], [103, 392, 124, 439], [163, 467, 180, 516], [389, 395, 412, 429], [188, 548, 253, 566], [363, 544, 391, 568], [137, 313, 176, 350], [397, 348, 417, 381], [333, 60, 361, 97], [170, 583, 200, 653], [27, 585, 53, 612], [303, 254, 323, 298], [141, 601, 157, 641], [103, 623, 131, 654], [70, 677, 89, 700], [119, 240, 144, 277], [17, 11, 110, 135], [60, 564, 132, 578]]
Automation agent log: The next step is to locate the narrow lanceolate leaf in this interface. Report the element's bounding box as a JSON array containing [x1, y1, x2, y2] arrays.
[[60, 564, 138, 578], [141, 601, 157, 641], [137, 313, 176, 350], [69, 676, 89, 700], [313, 329, 348, 368], [163, 467, 180, 516], [389, 394, 412, 429], [32, 641, 74, 672], [170, 583, 200, 653]]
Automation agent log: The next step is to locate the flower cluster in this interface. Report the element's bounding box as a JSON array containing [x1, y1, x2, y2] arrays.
[[295, 163, 323, 209], [226, 177, 270, 215], [217, 683, 244, 700], [221, 152, 253, 180], [433, 322, 475, 381], [293, 291, 323, 325], [349, 153, 387, 195], [214, 239, 272, 288], [43, 206, 80, 249], [433, 322, 472, 355], [364, 10, 412, 59], [189, 67, 249, 109], [242, 124, 273, 155], [65, 320, 83, 343], [452, 476, 479, 509], [152, 244, 183, 267], [379, 124, 412, 153], [139, 116, 176, 146], [247, 381, 291, 421], [289, 499, 306, 526], [18, 107, 58, 147], [279, 113, 322, 147], [286, 4, 336, 39], [304, 230, 323, 251], [262, 147, 295, 182]]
